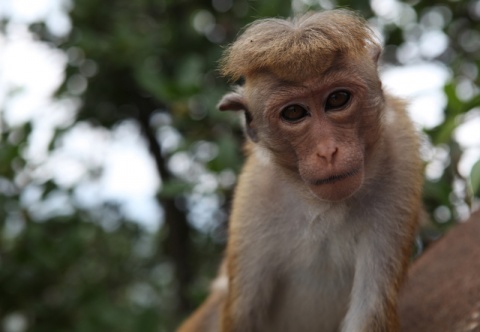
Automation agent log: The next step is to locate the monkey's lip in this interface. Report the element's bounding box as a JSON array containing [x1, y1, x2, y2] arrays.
[[311, 167, 362, 185]]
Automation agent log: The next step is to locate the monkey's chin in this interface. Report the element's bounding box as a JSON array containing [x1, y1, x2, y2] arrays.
[[306, 168, 364, 202]]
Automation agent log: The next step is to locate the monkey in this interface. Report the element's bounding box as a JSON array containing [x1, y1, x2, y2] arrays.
[[178, 9, 423, 332]]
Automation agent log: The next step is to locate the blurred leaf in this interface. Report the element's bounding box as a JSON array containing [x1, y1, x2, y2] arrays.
[[471, 159, 480, 197], [209, 135, 243, 172], [444, 82, 463, 117], [425, 117, 458, 146], [160, 179, 193, 198]]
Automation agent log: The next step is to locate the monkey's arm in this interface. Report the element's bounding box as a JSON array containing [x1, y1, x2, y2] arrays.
[[177, 288, 225, 332], [221, 253, 277, 332], [220, 154, 283, 332]]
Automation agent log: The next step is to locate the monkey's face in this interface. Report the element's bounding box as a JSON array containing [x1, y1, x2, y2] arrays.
[[247, 73, 383, 202]]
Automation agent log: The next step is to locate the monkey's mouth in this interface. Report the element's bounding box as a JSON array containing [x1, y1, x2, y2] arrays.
[[312, 167, 362, 185]]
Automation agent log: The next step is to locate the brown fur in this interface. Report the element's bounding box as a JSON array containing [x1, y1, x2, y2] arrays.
[[400, 210, 480, 332], [220, 10, 381, 82], [179, 9, 422, 332]]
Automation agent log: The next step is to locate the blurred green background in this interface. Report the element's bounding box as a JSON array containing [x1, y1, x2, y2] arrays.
[[0, 0, 479, 331]]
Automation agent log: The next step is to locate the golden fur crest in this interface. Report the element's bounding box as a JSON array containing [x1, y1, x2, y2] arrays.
[[220, 10, 381, 82]]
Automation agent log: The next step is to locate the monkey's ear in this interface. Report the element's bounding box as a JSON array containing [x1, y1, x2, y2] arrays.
[[217, 92, 247, 112], [217, 92, 258, 143], [368, 42, 382, 64]]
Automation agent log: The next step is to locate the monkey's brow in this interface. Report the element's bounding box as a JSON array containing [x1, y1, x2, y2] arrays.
[[258, 77, 305, 91], [266, 85, 312, 104]]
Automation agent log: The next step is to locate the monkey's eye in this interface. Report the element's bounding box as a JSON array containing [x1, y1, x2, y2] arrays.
[[280, 105, 309, 123], [325, 91, 351, 111]]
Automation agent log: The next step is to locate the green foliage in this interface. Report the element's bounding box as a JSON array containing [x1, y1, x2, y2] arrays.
[[0, 216, 159, 332], [471, 160, 480, 197]]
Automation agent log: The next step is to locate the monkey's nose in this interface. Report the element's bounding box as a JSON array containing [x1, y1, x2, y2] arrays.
[[316, 145, 338, 165]]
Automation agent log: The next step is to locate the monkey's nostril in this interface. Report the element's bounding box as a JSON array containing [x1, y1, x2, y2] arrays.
[[317, 146, 338, 164]]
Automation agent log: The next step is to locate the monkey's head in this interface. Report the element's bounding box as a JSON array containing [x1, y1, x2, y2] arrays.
[[218, 10, 385, 202]]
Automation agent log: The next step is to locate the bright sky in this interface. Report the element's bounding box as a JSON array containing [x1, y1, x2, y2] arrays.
[[0, 0, 479, 231], [0, 0, 162, 230]]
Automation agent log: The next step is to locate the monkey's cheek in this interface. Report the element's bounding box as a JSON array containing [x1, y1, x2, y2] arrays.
[[307, 172, 364, 202]]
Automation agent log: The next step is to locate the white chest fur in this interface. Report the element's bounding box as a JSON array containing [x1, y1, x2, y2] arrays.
[[227, 148, 382, 332], [261, 201, 358, 332]]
